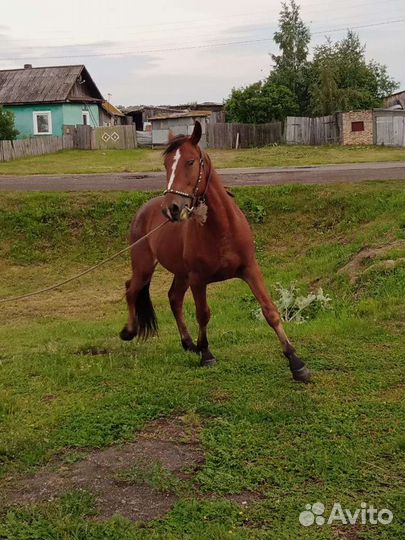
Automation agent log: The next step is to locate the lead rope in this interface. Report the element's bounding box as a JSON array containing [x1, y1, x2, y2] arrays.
[[0, 220, 170, 305]]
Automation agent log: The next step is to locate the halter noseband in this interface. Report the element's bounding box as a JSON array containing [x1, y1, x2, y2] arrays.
[[163, 148, 212, 210]]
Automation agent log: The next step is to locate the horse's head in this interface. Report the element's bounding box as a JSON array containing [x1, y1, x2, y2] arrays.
[[161, 121, 210, 222]]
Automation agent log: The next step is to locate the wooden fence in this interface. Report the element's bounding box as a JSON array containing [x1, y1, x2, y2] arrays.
[[0, 125, 138, 162], [285, 115, 340, 145], [207, 122, 282, 148], [136, 130, 152, 147], [74, 125, 138, 150], [0, 135, 74, 162], [94, 125, 138, 150]]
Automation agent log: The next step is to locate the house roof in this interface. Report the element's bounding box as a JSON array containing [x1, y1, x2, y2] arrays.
[[149, 110, 212, 121], [101, 101, 124, 117], [384, 90, 405, 98], [0, 64, 104, 105]]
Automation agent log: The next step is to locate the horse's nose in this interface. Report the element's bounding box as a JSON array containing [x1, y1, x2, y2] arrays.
[[169, 202, 180, 221]]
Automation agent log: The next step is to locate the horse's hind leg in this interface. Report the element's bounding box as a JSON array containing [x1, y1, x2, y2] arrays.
[[168, 275, 198, 353], [120, 248, 156, 341], [243, 263, 311, 383]]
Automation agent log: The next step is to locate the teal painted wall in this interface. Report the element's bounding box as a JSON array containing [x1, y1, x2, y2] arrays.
[[62, 103, 100, 128], [5, 104, 64, 138], [4, 103, 100, 139]]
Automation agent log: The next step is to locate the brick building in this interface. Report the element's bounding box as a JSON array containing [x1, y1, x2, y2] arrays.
[[340, 111, 374, 145]]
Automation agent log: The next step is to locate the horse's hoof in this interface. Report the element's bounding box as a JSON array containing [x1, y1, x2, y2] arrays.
[[181, 339, 199, 353], [200, 355, 217, 367], [119, 326, 136, 341], [292, 366, 312, 383]]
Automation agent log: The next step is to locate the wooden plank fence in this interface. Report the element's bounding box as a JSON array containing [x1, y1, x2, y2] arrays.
[[94, 125, 138, 150], [207, 122, 282, 148], [0, 125, 139, 162], [136, 130, 152, 147], [0, 135, 74, 162], [74, 125, 95, 150], [285, 115, 340, 145]]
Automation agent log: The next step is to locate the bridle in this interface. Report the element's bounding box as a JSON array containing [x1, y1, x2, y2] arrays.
[[163, 147, 213, 214]]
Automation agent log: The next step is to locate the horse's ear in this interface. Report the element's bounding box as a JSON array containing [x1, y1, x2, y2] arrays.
[[190, 121, 202, 146], [167, 129, 176, 143]]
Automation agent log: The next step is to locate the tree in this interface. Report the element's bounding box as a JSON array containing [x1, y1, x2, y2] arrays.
[[224, 2, 399, 121], [225, 81, 299, 123], [309, 31, 399, 115], [269, 0, 311, 113], [0, 107, 19, 140]]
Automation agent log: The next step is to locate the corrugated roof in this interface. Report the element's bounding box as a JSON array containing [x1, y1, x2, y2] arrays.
[[149, 110, 211, 121], [0, 65, 104, 104]]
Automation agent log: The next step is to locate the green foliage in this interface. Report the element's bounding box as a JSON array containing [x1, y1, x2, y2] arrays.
[[309, 31, 399, 115], [225, 1, 398, 118], [269, 0, 311, 112], [0, 106, 19, 140], [274, 282, 331, 322], [225, 81, 299, 123], [116, 462, 184, 494], [238, 198, 267, 223]]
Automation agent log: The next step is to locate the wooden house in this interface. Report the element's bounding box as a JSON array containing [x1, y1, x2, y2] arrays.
[[0, 64, 104, 138]]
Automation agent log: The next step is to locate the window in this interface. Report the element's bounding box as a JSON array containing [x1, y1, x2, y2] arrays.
[[82, 111, 90, 126], [33, 111, 52, 135], [351, 121, 364, 132]]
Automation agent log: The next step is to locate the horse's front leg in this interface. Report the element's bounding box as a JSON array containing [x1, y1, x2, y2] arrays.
[[190, 282, 216, 367], [168, 275, 198, 353], [243, 263, 311, 383]]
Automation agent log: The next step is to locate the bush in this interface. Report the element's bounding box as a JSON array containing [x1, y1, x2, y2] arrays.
[[275, 282, 331, 322], [0, 106, 19, 140], [225, 81, 299, 123]]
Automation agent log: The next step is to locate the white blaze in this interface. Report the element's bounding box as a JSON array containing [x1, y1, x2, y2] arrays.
[[168, 148, 181, 189]]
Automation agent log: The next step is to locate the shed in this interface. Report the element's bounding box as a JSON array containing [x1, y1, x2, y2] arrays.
[[0, 64, 104, 138], [383, 90, 405, 110], [100, 101, 125, 126], [123, 105, 186, 130], [149, 111, 211, 147]]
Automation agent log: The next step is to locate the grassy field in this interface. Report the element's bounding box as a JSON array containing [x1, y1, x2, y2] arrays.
[[0, 182, 404, 540], [0, 144, 403, 176]]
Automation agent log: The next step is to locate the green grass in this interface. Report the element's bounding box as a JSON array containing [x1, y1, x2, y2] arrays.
[[0, 182, 404, 539], [0, 144, 403, 175], [115, 462, 184, 495]]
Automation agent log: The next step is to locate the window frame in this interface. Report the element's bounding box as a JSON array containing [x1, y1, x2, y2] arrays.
[[351, 121, 365, 132], [82, 110, 90, 126], [33, 111, 53, 135]]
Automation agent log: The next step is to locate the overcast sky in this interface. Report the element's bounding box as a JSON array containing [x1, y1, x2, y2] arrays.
[[1, 0, 404, 105]]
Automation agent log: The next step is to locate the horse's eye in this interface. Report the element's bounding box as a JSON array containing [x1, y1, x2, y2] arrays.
[[186, 159, 195, 166]]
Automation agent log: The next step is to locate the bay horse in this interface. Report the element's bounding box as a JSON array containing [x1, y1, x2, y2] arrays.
[[120, 121, 310, 382]]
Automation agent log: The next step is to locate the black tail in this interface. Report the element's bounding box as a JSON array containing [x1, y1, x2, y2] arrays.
[[135, 282, 158, 340]]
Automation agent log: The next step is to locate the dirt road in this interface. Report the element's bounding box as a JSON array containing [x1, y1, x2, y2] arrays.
[[0, 161, 403, 191]]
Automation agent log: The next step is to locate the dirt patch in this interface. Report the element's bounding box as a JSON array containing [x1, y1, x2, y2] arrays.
[[333, 524, 364, 540], [0, 416, 204, 522], [337, 239, 405, 284]]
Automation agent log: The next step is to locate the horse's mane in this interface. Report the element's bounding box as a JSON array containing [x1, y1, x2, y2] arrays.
[[163, 134, 189, 156]]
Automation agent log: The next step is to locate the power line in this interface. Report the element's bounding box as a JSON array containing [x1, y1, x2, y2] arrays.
[[2, 0, 402, 43], [0, 18, 403, 62]]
